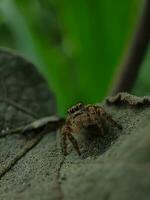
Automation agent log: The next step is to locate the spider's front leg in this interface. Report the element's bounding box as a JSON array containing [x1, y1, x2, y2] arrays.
[[61, 126, 68, 156], [67, 132, 81, 156], [61, 125, 81, 156], [96, 120, 105, 138], [97, 106, 122, 130]]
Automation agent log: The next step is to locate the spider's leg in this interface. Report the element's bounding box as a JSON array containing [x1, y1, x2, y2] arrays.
[[67, 132, 81, 156], [93, 118, 106, 139], [61, 131, 67, 156], [97, 107, 122, 129], [97, 121, 105, 137]]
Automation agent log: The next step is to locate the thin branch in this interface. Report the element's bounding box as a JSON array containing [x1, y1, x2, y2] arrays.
[[0, 132, 44, 179], [111, 0, 150, 95], [0, 116, 65, 137], [0, 98, 37, 119]]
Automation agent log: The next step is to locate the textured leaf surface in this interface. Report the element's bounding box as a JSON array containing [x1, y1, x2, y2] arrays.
[[0, 50, 150, 200]]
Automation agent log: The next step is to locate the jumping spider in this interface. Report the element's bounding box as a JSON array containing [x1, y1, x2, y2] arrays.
[[60, 103, 122, 156], [0, 103, 122, 157], [0, 102, 122, 179]]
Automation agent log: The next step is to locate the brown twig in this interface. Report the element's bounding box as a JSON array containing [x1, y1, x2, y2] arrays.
[[111, 0, 150, 95]]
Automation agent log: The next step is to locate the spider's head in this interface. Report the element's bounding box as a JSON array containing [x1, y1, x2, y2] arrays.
[[67, 103, 84, 114]]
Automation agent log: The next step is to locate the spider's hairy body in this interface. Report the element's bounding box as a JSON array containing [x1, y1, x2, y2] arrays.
[[61, 103, 122, 156]]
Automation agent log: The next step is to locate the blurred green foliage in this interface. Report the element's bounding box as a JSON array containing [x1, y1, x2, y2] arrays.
[[0, 0, 140, 114], [133, 45, 150, 96]]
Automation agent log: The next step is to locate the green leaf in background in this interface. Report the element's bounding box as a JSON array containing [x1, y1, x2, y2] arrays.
[[133, 45, 150, 96], [0, 0, 140, 114]]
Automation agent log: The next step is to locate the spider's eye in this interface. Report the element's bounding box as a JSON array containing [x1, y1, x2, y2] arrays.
[[67, 102, 84, 114], [78, 103, 83, 108], [74, 103, 83, 111], [67, 107, 74, 114]]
